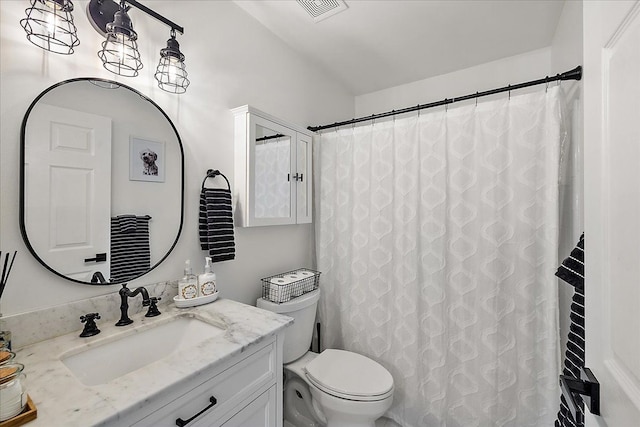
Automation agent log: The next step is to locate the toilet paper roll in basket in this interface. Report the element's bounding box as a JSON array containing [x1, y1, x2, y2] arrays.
[[297, 270, 315, 278], [284, 274, 304, 297], [297, 270, 316, 292], [269, 277, 293, 303]]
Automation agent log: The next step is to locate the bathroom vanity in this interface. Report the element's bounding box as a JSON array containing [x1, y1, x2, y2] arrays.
[[12, 298, 292, 427]]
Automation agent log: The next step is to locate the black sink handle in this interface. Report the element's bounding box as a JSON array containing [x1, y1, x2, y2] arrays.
[[79, 313, 101, 337]]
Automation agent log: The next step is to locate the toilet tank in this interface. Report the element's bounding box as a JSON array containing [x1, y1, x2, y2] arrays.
[[257, 289, 320, 364]]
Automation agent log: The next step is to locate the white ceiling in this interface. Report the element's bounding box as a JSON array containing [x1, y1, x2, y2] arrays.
[[234, 0, 565, 95]]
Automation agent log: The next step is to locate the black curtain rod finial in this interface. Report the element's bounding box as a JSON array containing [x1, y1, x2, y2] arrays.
[[560, 65, 582, 81]]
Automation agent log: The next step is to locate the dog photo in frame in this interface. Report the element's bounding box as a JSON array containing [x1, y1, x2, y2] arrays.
[[130, 137, 165, 182]]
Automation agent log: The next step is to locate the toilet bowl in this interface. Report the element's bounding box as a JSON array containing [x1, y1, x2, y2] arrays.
[[257, 289, 394, 427]]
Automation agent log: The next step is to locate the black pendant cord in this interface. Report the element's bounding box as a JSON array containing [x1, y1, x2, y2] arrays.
[[307, 65, 582, 132]]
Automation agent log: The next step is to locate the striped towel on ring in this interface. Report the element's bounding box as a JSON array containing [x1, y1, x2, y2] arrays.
[[199, 187, 235, 263]]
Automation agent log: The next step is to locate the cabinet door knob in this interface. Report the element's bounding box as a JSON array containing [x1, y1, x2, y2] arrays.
[[175, 396, 217, 426]]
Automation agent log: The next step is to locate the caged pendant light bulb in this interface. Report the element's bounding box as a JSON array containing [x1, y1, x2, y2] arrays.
[[154, 30, 190, 94], [97, 1, 143, 77], [20, 0, 80, 55]]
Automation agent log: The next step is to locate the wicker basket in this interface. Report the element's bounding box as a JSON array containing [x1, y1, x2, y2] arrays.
[[261, 268, 321, 303]]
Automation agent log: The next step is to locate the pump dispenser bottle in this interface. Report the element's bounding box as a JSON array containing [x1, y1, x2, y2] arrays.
[[178, 260, 198, 299], [198, 257, 217, 296]]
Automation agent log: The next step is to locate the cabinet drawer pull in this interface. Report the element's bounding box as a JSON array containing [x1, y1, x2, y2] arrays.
[[175, 396, 217, 426]]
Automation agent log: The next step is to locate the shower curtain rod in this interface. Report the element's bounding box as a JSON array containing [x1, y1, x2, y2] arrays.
[[307, 65, 582, 132]]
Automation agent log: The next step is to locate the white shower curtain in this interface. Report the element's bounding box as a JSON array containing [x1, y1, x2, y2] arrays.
[[315, 87, 565, 427]]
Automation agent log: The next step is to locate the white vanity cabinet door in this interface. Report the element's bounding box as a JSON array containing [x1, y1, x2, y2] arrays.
[[217, 386, 277, 427], [233, 105, 313, 227], [132, 341, 275, 427]]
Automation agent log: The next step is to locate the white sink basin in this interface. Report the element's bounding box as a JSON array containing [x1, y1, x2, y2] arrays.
[[61, 316, 225, 386]]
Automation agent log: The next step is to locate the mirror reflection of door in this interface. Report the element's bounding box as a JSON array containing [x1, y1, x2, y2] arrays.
[[25, 104, 111, 282], [21, 79, 184, 285], [254, 124, 291, 219]]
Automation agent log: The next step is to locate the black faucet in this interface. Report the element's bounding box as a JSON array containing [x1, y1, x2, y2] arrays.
[[91, 271, 107, 284], [115, 284, 150, 326]]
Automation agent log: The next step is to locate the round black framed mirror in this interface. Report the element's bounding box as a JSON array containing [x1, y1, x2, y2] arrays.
[[20, 77, 184, 285]]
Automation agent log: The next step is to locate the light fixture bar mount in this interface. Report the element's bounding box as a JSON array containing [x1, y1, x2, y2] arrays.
[[87, 0, 183, 37], [125, 0, 183, 34]]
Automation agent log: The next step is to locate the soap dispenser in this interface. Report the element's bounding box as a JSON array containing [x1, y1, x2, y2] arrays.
[[198, 257, 217, 296], [178, 260, 198, 299]]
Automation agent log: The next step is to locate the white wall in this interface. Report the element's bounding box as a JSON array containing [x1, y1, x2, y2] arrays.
[[355, 47, 552, 116], [0, 1, 353, 316], [550, 0, 584, 366]]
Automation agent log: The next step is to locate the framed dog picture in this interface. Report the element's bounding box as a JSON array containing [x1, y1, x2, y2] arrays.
[[129, 137, 165, 182]]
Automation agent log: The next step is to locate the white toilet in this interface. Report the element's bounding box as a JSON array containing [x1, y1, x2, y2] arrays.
[[257, 289, 394, 427]]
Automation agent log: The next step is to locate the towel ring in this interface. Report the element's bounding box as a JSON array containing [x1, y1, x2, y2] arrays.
[[202, 169, 230, 191]]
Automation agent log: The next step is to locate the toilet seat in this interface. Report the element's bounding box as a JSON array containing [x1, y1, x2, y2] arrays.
[[303, 349, 394, 402]]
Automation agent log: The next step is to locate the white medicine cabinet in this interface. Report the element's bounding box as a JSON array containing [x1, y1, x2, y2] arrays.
[[233, 105, 313, 227]]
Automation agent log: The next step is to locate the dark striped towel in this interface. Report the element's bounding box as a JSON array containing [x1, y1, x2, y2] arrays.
[[115, 214, 137, 233], [110, 215, 151, 282], [555, 233, 585, 427], [199, 187, 235, 263]]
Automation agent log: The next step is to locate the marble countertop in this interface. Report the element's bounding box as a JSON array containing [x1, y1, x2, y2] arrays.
[[14, 298, 293, 427]]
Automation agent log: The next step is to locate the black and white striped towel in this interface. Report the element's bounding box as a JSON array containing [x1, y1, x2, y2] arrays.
[[199, 186, 235, 263], [110, 215, 151, 282], [555, 233, 585, 427]]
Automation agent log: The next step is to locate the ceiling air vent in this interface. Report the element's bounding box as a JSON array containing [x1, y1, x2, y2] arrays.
[[296, 0, 348, 23]]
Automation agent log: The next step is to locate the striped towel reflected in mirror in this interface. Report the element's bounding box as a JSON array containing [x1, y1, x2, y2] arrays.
[[199, 170, 236, 263], [555, 233, 585, 427], [110, 215, 152, 282]]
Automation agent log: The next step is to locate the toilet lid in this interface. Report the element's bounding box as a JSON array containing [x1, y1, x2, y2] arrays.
[[303, 349, 394, 400]]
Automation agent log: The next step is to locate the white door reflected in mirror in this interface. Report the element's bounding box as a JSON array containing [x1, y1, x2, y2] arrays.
[[26, 104, 112, 283]]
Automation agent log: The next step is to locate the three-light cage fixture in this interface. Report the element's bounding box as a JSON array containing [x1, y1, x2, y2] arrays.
[[20, 0, 190, 94]]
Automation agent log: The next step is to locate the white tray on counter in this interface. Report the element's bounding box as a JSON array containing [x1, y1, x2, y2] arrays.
[[173, 291, 219, 308]]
